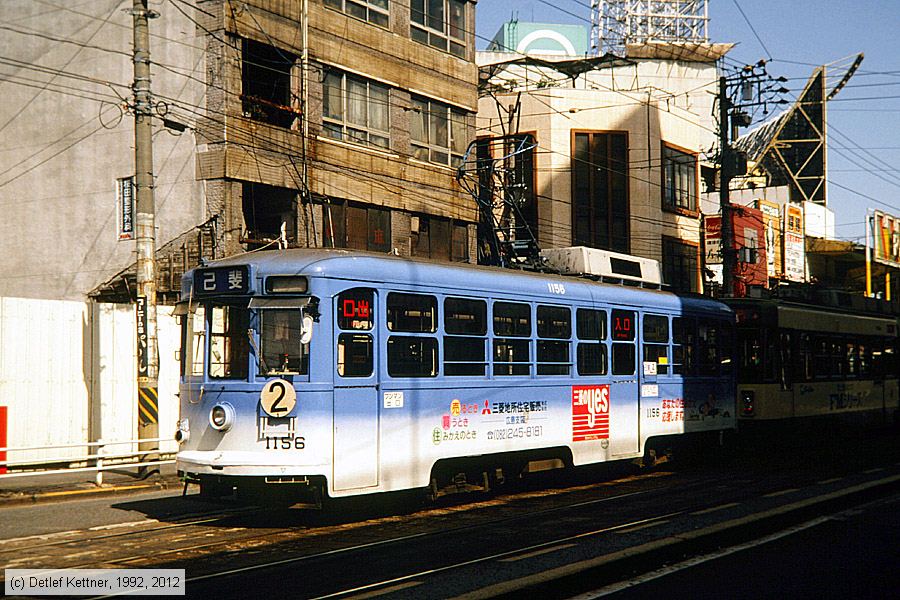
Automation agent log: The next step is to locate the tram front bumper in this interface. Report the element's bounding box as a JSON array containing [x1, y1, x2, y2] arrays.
[[176, 451, 328, 478]]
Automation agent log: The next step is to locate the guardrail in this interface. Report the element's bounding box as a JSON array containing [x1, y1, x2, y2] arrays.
[[0, 438, 176, 486]]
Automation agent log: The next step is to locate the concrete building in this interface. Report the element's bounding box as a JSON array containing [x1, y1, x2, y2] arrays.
[[0, 0, 479, 462], [478, 25, 732, 292], [0, 0, 480, 304]]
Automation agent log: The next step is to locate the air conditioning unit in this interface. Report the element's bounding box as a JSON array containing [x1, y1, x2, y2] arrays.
[[541, 247, 663, 286]]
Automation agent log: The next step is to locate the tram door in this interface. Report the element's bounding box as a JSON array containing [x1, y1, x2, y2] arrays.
[[608, 308, 640, 456], [333, 288, 379, 491]]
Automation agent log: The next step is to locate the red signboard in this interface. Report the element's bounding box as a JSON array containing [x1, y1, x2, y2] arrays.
[[0, 406, 7, 475], [572, 385, 610, 442]]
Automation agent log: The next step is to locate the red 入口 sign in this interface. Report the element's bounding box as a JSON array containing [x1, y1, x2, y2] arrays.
[[572, 385, 610, 442]]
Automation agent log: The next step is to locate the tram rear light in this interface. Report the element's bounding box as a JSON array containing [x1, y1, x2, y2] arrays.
[[209, 403, 235, 432], [740, 390, 755, 416]]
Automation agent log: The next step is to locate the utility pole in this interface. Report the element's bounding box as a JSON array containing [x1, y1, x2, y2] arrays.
[[718, 75, 735, 297], [717, 62, 789, 298], [132, 0, 159, 459]]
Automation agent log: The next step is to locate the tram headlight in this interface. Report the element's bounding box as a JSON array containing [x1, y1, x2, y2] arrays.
[[175, 418, 190, 444], [209, 403, 236, 432], [740, 390, 755, 417]]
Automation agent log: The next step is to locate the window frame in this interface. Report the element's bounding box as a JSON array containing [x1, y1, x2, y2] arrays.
[[571, 130, 630, 253], [661, 142, 699, 216], [662, 235, 700, 294], [411, 0, 467, 58], [410, 95, 468, 167], [322, 69, 391, 150], [323, 0, 390, 28]]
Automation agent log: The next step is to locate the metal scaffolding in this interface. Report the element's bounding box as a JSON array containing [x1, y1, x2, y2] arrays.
[[591, 0, 709, 56]]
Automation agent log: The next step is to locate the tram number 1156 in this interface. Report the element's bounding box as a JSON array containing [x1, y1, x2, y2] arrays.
[[264, 436, 306, 450]]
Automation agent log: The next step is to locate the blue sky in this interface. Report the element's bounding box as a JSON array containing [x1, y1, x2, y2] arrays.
[[474, 1, 900, 245]]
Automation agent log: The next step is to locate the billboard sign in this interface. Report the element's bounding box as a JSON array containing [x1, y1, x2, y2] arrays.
[[704, 215, 722, 265], [873, 210, 900, 268], [783, 204, 806, 282]]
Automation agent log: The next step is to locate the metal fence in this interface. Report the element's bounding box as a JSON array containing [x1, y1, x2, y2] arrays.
[[0, 438, 176, 486]]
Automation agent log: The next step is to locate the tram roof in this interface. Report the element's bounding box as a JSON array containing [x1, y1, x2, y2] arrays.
[[192, 249, 730, 315]]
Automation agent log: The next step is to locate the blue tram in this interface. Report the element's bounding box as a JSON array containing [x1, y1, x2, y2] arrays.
[[174, 249, 735, 504]]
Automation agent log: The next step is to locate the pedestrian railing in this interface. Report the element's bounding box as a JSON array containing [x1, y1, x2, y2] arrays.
[[0, 438, 176, 486]]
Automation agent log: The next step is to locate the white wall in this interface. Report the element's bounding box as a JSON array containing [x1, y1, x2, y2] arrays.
[[1, 298, 179, 465]]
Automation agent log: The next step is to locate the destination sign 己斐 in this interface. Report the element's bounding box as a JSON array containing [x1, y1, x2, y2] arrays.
[[193, 266, 250, 295]]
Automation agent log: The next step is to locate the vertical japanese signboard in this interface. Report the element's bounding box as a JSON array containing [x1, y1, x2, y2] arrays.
[[136, 296, 149, 384], [117, 176, 135, 241], [783, 204, 806, 282], [704, 215, 722, 265], [756, 199, 782, 279], [873, 210, 900, 267]]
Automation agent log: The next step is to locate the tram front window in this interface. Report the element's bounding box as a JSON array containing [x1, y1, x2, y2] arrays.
[[209, 305, 250, 379], [259, 309, 310, 375]]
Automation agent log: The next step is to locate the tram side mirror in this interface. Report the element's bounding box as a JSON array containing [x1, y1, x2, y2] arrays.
[[300, 314, 314, 345]]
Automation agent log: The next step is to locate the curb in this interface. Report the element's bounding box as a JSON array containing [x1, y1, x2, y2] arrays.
[[0, 477, 184, 507]]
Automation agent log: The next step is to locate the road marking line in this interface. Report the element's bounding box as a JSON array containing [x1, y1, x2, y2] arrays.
[[345, 581, 423, 600], [763, 488, 800, 498], [817, 478, 843, 485], [864, 468, 885, 474], [500, 544, 576, 562], [616, 520, 669, 534], [691, 502, 740, 515], [570, 515, 834, 599]]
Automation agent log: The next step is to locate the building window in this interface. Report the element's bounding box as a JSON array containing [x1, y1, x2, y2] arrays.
[[323, 201, 392, 253], [411, 0, 466, 58], [662, 237, 699, 293], [323, 69, 390, 149], [412, 215, 469, 262], [242, 183, 296, 249], [509, 134, 538, 240], [241, 39, 296, 129], [662, 144, 698, 213], [572, 132, 629, 253], [410, 96, 467, 166], [323, 0, 389, 27]]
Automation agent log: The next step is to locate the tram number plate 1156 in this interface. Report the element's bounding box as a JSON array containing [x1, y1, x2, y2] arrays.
[[264, 436, 306, 450]]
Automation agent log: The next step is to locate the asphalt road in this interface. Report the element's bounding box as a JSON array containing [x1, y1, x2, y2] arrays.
[[589, 491, 900, 600]]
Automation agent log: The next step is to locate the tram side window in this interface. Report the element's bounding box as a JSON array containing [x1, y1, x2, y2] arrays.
[[388, 337, 438, 377], [444, 297, 487, 376], [845, 342, 859, 379], [643, 314, 669, 375], [884, 341, 897, 378], [672, 317, 695, 375], [799, 333, 814, 381], [738, 327, 764, 381], [813, 336, 831, 379], [259, 310, 309, 375], [720, 322, 734, 374], [576, 308, 607, 376], [180, 306, 206, 379], [611, 309, 635, 376], [337, 288, 375, 378], [537, 305, 571, 375], [337, 333, 373, 377], [208, 305, 250, 379], [697, 319, 719, 376], [386, 292, 438, 377], [387, 293, 436, 332], [494, 301, 531, 376]]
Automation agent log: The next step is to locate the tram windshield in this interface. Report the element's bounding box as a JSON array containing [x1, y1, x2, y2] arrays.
[[259, 309, 310, 375]]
